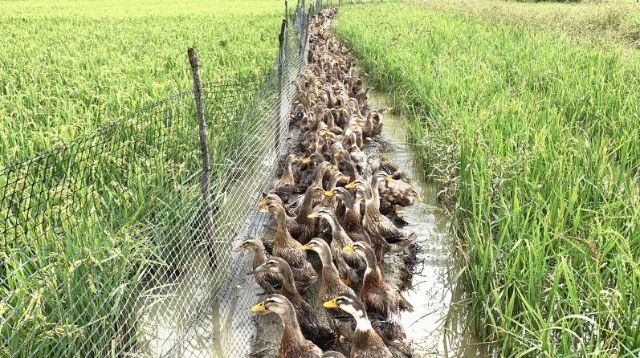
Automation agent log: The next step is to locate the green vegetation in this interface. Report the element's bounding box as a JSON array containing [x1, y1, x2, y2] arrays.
[[0, 0, 284, 165], [336, 2, 640, 356], [1, 0, 284, 356]]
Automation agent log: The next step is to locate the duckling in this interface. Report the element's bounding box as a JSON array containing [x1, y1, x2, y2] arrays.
[[308, 207, 366, 286], [233, 238, 283, 294], [261, 202, 317, 293], [323, 294, 393, 358], [301, 238, 356, 343], [344, 242, 407, 346], [256, 257, 335, 350], [251, 294, 323, 358]]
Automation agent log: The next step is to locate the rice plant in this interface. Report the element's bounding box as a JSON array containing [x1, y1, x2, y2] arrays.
[[336, 3, 640, 356]]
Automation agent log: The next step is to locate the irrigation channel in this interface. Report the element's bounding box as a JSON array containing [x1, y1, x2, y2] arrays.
[[367, 89, 486, 357]]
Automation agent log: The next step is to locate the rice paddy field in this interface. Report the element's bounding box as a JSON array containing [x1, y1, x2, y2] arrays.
[[0, 0, 284, 165], [4, 0, 640, 356], [335, 0, 640, 356], [1, 0, 285, 356]]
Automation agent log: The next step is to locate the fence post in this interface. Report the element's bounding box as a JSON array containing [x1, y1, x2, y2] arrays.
[[187, 48, 217, 271], [277, 19, 287, 151], [285, 1, 289, 22]]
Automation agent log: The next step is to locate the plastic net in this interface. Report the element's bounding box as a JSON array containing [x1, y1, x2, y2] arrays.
[[0, 1, 318, 357]]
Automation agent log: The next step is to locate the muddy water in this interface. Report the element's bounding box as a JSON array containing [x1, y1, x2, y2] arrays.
[[369, 89, 487, 357]]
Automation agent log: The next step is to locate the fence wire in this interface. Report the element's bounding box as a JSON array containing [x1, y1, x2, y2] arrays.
[[0, 1, 319, 357]]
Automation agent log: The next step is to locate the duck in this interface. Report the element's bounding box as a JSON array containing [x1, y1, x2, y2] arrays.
[[323, 294, 393, 358], [255, 257, 335, 350], [270, 154, 300, 203], [300, 238, 356, 343], [233, 238, 283, 294], [372, 160, 412, 186], [344, 242, 407, 345], [379, 186, 422, 217], [260, 202, 317, 293], [259, 185, 326, 244], [251, 294, 323, 358], [329, 187, 371, 246], [347, 132, 367, 175], [344, 182, 390, 260], [308, 207, 366, 286], [347, 180, 415, 257]]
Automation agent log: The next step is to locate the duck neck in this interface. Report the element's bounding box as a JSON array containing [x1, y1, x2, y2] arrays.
[[317, 248, 340, 279], [362, 251, 382, 287], [297, 191, 317, 221], [283, 157, 295, 183], [279, 310, 305, 344], [313, 165, 327, 187], [274, 209, 296, 247], [278, 265, 300, 299], [251, 247, 268, 270], [353, 307, 372, 332]]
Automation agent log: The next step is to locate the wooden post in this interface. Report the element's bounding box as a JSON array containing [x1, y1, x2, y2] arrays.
[[187, 48, 217, 271], [277, 19, 287, 150]]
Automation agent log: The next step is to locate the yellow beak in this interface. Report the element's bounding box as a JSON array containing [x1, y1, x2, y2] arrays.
[[259, 208, 269, 213], [345, 182, 356, 189], [300, 244, 312, 251], [415, 193, 423, 203], [333, 152, 341, 158], [257, 199, 268, 207], [307, 213, 320, 219], [323, 299, 338, 309], [323, 191, 334, 197], [343, 245, 355, 252], [302, 158, 312, 164], [251, 301, 266, 312], [385, 176, 395, 183]]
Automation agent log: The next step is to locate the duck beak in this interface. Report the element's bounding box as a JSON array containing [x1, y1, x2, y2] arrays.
[[323, 299, 338, 309], [307, 212, 320, 219], [259, 208, 269, 213], [343, 245, 355, 252], [333, 152, 341, 158], [255, 264, 268, 272], [257, 199, 268, 207], [385, 176, 395, 183], [302, 158, 312, 164], [345, 181, 356, 189], [408, 180, 414, 187], [251, 301, 266, 312], [323, 191, 334, 197], [414, 193, 423, 203], [300, 244, 312, 251], [233, 245, 244, 252]]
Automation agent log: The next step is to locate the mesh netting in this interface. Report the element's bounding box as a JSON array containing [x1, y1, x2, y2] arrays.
[[0, 1, 319, 357]]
